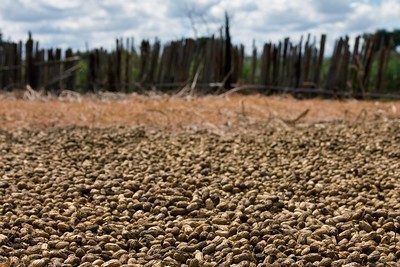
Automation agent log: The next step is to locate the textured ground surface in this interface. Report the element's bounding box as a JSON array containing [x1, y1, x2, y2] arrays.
[[0, 119, 399, 266], [0, 92, 399, 131]]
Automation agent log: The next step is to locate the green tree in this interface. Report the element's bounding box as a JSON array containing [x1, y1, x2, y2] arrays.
[[363, 29, 400, 50]]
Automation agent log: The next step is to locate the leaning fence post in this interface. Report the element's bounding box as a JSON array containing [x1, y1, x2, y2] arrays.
[[362, 35, 377, 95], [350, 36, 360, 97]]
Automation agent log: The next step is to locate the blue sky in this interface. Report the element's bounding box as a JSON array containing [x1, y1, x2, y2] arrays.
[[0, 0, 399, 54]]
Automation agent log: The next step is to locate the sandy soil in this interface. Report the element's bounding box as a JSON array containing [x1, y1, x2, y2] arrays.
[[0, 91, 399, 132]]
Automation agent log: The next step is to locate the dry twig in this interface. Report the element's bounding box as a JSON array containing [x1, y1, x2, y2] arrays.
[[283, 109, 310, 125]]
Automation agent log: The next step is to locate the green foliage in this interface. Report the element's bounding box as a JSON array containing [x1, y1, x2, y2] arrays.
[[385, 52, 400, 91], [320, 58, 331, 85], [76, 54, 89, 93], [129, 50, 140, 86], [363, 29, 400, 50], [345, 51, 400, 93], [241, 56, 252, 83]]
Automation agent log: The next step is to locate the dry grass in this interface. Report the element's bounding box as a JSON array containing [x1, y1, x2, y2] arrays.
[[0, 90, 399, 132]]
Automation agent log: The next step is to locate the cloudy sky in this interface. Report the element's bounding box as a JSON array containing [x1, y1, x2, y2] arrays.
[[0, 0, 399, 54]]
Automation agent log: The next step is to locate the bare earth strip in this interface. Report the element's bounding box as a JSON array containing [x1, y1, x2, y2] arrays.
[[0, 92, 399, 131]]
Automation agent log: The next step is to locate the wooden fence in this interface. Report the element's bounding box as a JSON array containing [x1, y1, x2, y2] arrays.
[[0, 33, 80, 92], [0, 32, 398, 98]]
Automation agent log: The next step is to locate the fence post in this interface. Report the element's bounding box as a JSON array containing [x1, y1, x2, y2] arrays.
[[294, 36, 303, 88], [150, 40, 160, 84], [124, 38, 131, 92], [250, 40, 257, 84], [362, 35, 377, 94], [272, 43, 280, 86], [325, 38, 341, 92], [139, 40, 150, 84], [116, 38, 122, 91], [281, 37, 290, 86], [338, 37, 350, 94], [35, 49, 44, 89], [223, 12, 232, 89], [314, 34, 326, 88], [375, 36, 390, 93], [107, 52, 116, 92], [65, 49, 76, 91], [260, 43, 271, 89], [350, 36, 361, 97], [25, 32, 36, 88], [88, 50, 96, 92], [55, 48, 62, 92], [302, 34, 311, 87]]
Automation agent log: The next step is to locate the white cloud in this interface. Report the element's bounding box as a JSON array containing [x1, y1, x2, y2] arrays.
[[380, 0, 400, 29], [0, 0, 398, 53]]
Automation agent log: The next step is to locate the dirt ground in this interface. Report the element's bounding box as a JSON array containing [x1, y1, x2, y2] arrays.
[[1, 91, 399, 266], [1, 91, 399, 132]]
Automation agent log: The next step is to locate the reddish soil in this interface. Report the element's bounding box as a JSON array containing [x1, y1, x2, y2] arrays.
[[1, 91, 399, 132]]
